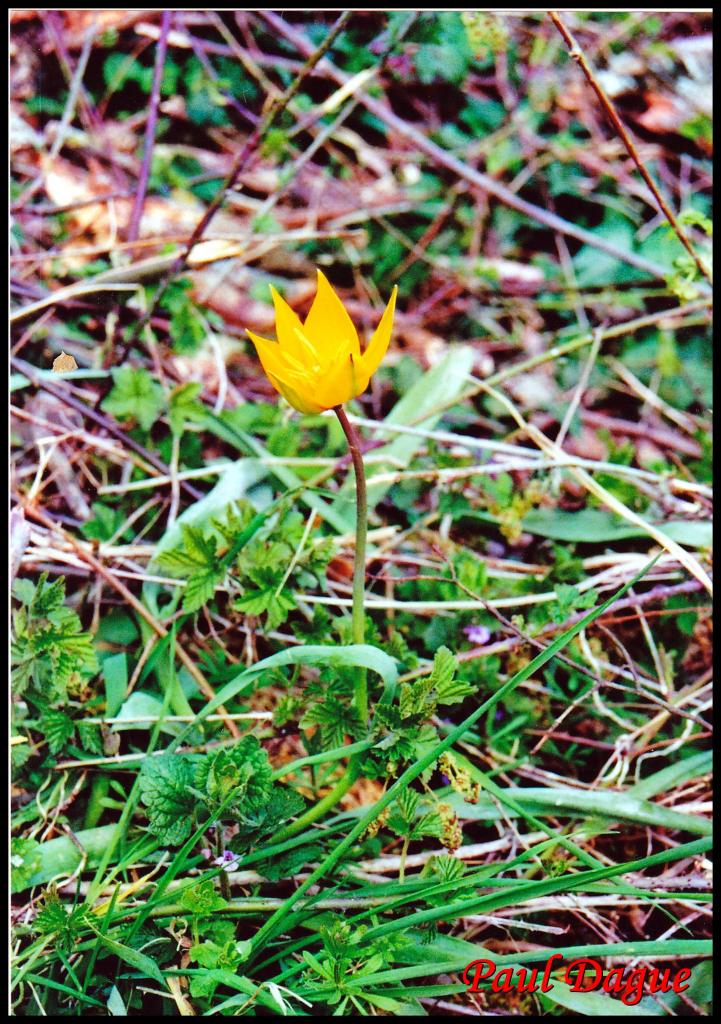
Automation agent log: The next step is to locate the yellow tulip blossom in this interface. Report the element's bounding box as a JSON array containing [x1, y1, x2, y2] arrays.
[[246, 270, 397, 414]]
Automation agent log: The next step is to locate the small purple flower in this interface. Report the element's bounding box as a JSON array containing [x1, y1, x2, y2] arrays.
[[213, 851, 240, 869], [463, 624, 491, 646]]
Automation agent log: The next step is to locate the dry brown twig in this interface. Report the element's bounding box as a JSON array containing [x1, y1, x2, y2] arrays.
[[548, 10, 712, 286]]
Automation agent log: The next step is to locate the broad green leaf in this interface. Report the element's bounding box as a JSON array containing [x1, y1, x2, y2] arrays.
[[441, 786, 711, 836], [101, 652, 128, 717], [171, 644, 398, 746], [106, 986, 128, 1016], [87, 925, 166, 985], [111, 691, 178, 735], [329, 346, 476, 528], [628, 751, 712, 801], [541, 979, 658, 1016], [138, 753, 196, 845], [203, 410, 351, 534], [153, 460, 268, 560], [15, 826, 117, 893], [520, 507, 712, 547]]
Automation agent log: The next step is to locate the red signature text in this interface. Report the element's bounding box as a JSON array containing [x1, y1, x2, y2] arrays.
[[462, 956, 693, 1006]]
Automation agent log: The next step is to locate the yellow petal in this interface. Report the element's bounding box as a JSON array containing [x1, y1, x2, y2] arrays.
[[247, 330, 324, 413], [359, 285, 397, 377], [246, 329, 294, 380], [269, 374, 326, 415], [314, 353, 370, 409], [304, 269, 360, 360], [269, 286, 319, 363]]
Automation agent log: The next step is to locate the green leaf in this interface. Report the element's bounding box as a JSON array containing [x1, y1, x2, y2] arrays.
[[179, 879, 228, 915], [552, 583, 598, 622], [301, 701, 363, 748], [87, 924, 166, 985], [195, 736, 272, 813], [11, 837, 42, 891], [416, 42, 469, 85], [11, 573, 97, 700], [387, 788, 419, 834], [138, 754, 197, 845], [182, 568, 221, 613], [101, 366, 165, 431], [34, 885, 88, 949], [80, 502, 126, 542], [521, 507, 712, 547], [233, 587, 296, 629], [77, 721, 104, 755], [152, 462, 268, 561], [330, 347, 475, 527], [106, 985, 128, 1016], [430, 646, 472, 705], [231, 787, 306, 853], [40, 708, 76, 754], [443, 784, 712, 836], [112, 691, 170, 733], [410, 810, 444, 841], [256, 841, 322, 882], [13, 825, 116, 892], [172, 644, 399, 743], [541, 979, 658, 1016], [168, 382, 203, 435], [102, 652, 128, 717]]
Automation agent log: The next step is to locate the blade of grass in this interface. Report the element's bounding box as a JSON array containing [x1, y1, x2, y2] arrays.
[[247, 554, 661, 956]]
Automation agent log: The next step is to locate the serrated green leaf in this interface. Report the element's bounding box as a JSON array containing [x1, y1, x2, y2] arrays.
[[101, 366, 165, 431], [179, 879, 228, 915], [182, 569, 221, 612], [138, 754, 197, 845], [40, 708, 75, 754], [195, 736, 272, 813]]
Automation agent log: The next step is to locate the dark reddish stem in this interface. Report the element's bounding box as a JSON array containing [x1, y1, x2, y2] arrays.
[[127, 10, 172, 245]]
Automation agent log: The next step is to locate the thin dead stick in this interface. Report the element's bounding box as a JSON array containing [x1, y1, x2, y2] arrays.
[[20, 503, 241, 739], [555, 326, 604, 450], [126, 10, 172, 244], [260, 11, 695, 286], [479, 380, 713, 596], [120, 11, 352, 350], [11, 356, 203, 501], [409, 298, 712, 426], [548, 11, 711, 285]]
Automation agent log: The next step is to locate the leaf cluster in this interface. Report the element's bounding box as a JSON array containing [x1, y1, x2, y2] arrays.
[[368, 646, 473, 779], [138, 736, 301, 848], [11, 574, 98, 704], [156, 500, 333, 627]]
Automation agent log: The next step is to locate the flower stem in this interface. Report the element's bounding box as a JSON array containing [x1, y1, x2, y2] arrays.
[[269, 406, 368, 846], [334, 405, 368, 726], [215, 828, 231, 901]]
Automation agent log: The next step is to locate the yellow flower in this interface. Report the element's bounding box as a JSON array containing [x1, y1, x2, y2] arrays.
[[246, 270, 397, 414]]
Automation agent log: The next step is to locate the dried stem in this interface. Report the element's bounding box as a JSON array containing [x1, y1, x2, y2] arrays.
[[126, 10, 172, 245], [121, 11, 352, 351], [260, 10, 692, 285], [548, 10, 712, 285]]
